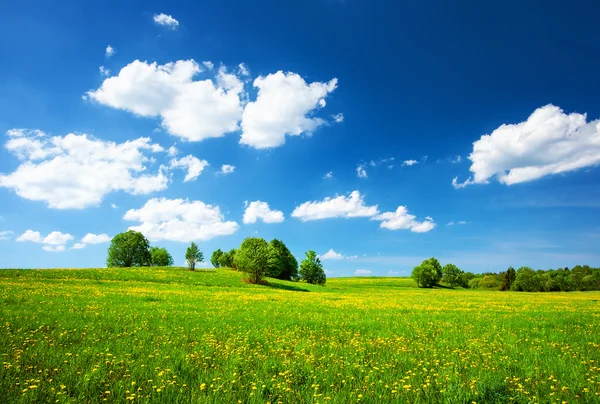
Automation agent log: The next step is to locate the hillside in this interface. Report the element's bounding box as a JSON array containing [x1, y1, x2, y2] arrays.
[[1, 267, 599, 403]]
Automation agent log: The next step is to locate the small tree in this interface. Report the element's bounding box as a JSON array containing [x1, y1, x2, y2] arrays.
[[269, 239, 298, 280], [218, 251, 234, 268], [150, 247, 174, 266], [210, 249, 223, 268], [234, 238, 270, 283], [228, 248, 237, 270], [185, 242, 203, 271], [299, 250, 326, 285], [442, 263, 462, 288], [106, 230, 151, 267]]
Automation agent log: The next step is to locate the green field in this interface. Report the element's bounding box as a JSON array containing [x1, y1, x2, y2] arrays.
[[1, 267, 599, 403]]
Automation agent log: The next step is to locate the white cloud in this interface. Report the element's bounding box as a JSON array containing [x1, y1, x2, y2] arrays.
[[372, 206, 436, 233], [454, 105, 600, 188], [354, 269, 372, 276], [220, 164, 235, 175], [292, 190, 378, 221], [0, 230, 14, 241], [0, 129, 167, 209], [105, 45, 115, 57], [81, 233, 111, 244], [71, 242, 86, 250], [333, 113, 344, 123], [167, 146, 179, 156], [323, 171, 333, 179], [86, 60, 244, 142], [243, 201, 284, 224], [356, 164, 367, 178], [99, 66, 111, 76], [124, 197, 239, 242], [111, 203, 118, 209], [447, 220, 468, 226], [320, 249, 344, 260], [17, 230, 73, 251], [450, 155, 462, 164], [402, 159, 418, 166], [170, 155, 208, 182], [202, 61, 214, 70], [240, 71, 338, 148], [16, 230, 42, 243], [153, 13, 179, 29], [238, 63, 249, 76]]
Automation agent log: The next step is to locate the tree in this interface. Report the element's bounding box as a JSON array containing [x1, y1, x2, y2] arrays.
[[299, 250, 326, 285], [412, 258, 443, 288], [185, 242, 203, 271], [442, 263, 462, 288], [218, 251, 234, 268], [267, 244, 285, 278], [269, 239, 298, 280], [228, 248, 237, 270], [106, 230, 151, 268], [426, 257, 443, 282], [511, 267, 541, 292], [499, 266, 517, 291], [234, 238, 270, 283], [210, 249, 223, 268], [150, 247, 174, 266]]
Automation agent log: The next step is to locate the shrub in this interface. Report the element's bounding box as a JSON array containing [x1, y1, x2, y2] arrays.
[[234, 238, 270, 284], [468, 277, 481, 289], [185, 242, 203, 271], [299, 250, 326, 285], [150, 247, 173, 266], [479, 275, 501, 290], [106, 230, 151, 268]]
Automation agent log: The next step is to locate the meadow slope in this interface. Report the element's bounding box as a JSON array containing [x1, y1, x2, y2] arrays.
[[1, 267, 599, 403]]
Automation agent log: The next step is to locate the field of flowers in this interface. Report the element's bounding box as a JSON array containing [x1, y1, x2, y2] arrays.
[[1, 267, 599, 403]]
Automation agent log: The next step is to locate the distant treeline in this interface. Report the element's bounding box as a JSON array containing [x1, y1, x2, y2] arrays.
[[465, 265, 600, 292]]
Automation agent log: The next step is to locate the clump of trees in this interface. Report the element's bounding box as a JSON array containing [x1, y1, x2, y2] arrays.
[[411, 258, 444, 288], [210, 238, 324, 285], [107, 230, 174, 268]]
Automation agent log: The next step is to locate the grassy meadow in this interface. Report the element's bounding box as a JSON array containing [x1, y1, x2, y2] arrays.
[[1, 267, 599, 403]]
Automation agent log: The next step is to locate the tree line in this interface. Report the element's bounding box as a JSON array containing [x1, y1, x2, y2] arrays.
[[411, 257, 600, 292], [106, 231, 326, 286]]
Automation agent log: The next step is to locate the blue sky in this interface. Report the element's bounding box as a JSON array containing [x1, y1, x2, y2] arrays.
[[1, 0, 599, 275]]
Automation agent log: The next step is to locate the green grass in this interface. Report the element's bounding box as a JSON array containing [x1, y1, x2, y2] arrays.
[[1, 267, 599, 403]]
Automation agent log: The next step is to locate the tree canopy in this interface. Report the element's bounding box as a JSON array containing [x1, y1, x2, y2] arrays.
[[150, 247, 174, 267], [299, 250, 326, 285], [106, 230, 151, 268], [234, 238, 270, 284]]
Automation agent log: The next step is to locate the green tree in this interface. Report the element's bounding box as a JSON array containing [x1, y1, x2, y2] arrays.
[[218, 251, 234, 268], [511, 267, 541, 292], [185, 242, 203, 271], [442, 263, 462, 288], [269, 239, 298, 280], [299, 250, 326, 285], [499, 266, 517, 291], [267, 244, 285, 278], [228, 248, 237, 270], [412, 258, 443, 288], [150, 247, 173, 266], [234, 238, 270, 283], [106, 230, 151, 268], [210, 249, 223, 268]]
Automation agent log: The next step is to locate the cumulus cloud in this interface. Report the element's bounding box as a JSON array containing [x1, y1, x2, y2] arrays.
[[238, 63, 250, 76], [72, 233, 111, 249], [86, 60, 244, 142], [319, 249, 344, 260], [170, 155, 208, 182], [105, 45, 115, 57], [124, 198, 239, 242], [167, 146, 179, 156], [454, 105, 600, 188], [372, 206, 436, 233], [0, 129, 168, 209], [240, 71, 338, 148], [333, 113, 344, 123], [111, 203, 118, 209], [291, 190, 379, 221], [243, 201, 284, 224], [0, 230, 14, 241], [356, 164, 368, 178], [220, 164, 235, 174], [99, 66, 111, 76], [17, 230, 73, 251], [153, 13, 179, 29], [354, 269, 372, 276], [323, 171, 333, 179], [402, 159, 418, 166]]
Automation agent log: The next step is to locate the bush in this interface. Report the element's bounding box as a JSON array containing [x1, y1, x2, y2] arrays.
[[185, 242, 203, 271], [458, 272, 476, 288], [210, 249, 223, 268], [468, 277, 481, 289], [106, 230, 151, 267], [442, 263, 462, 288], [479, 275, 501, 290], [150, 247, 173, 266], [234, 238, 270, 284], [299, 250, 326, 285]]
